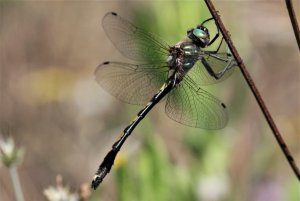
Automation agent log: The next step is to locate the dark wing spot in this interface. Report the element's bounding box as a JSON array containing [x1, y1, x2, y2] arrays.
[[111, 12, 117, 16], [103, 61, 110, 65], [221, 103, 226, 108]]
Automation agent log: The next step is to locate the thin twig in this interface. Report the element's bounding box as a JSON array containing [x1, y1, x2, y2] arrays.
[[285, 0, 300, 50], [9, 165, 25, 201], [204, 0, 300, 181]]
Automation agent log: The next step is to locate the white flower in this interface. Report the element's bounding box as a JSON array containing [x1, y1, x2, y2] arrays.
[[43, 175, 80, 201], [44, 186, 78, 201], [0, 136, 24, 167], [0, 137, 14, 156]]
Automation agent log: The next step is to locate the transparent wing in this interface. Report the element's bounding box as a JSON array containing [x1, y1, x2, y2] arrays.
[[188, 38, 236, 86], [102, 12, 170, 62], [165, 78, 228, 129], [95, 61, 168, 105]]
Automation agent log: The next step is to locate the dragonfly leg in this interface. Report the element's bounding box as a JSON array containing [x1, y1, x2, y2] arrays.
[[208, 22, 220, 47], [206, 37, 224, 54], [215, 58, 236, 78], [207, 26, 220, 46], [201, 56, 235, 80], [201, 17, 214, 26]]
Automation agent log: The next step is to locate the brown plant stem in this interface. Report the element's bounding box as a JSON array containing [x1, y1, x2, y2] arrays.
[[204, 0, 300, 181], [285, 0, 300, 50]]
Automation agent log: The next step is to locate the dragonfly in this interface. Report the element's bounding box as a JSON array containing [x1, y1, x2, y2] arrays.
[[91, 12, 236, 189]]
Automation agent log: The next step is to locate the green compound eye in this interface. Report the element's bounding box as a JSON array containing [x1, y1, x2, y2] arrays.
[[193, 28, 207, 39]]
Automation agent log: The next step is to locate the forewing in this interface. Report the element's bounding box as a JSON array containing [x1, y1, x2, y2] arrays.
[[95, 61, 168, 105], [165, 79, 228, 129], [102, 12, 169, 62]]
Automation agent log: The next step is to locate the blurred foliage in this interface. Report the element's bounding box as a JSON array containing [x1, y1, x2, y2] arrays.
[[20, 67, 76, 104], [114, 129, 197, 201]]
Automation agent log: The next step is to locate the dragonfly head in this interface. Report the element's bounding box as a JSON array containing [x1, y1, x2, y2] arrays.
[[187, 25, 210, 48]]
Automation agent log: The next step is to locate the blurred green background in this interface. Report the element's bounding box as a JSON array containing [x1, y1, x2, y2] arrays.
[[0, 0, 299, 201]]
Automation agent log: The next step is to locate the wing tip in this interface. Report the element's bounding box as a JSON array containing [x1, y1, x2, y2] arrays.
[[103, 12, 118, 25], [95, 61, 110, 75]]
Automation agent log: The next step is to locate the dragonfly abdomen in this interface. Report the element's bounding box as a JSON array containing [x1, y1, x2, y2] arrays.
[[114, 82, 173, 149]]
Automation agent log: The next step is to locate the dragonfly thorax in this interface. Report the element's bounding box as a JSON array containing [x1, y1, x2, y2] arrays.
[[167, 41, 200, 82]]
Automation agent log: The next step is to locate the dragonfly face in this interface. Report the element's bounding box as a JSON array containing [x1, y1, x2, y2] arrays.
[[187, 25, 210, 48]]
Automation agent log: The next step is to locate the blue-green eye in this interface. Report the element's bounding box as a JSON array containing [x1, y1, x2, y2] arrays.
[[193, 29, 207, 38]]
